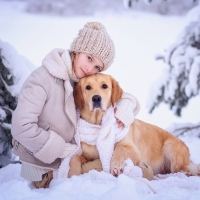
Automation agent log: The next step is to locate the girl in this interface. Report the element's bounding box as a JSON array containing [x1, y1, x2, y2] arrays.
[[11, 22, 148, 189]]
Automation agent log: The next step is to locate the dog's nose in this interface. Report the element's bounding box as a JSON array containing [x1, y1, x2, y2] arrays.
[[92, 95, 101, 103]]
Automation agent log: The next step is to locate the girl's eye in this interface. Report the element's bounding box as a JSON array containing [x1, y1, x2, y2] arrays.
[[86, 85, 91, 90], [88, 56, 92, 61], [96, 66, 101, 72], [102, 84, 108, 89]]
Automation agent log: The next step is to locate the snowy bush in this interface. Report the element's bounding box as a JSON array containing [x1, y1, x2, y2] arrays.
[[147, 4, 200, 117], [0, 40, 35, 168], [26, 0, 199, 16], [123, 0, 199, 15], [26, 0, 124, 16]]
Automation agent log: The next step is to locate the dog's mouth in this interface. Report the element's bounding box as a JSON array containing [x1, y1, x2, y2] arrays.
[[92, 95, 102, 110]]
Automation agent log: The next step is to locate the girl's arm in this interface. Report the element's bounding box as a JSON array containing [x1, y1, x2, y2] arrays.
[[11, 68, 67, 164], [115, 92, 140, 127]]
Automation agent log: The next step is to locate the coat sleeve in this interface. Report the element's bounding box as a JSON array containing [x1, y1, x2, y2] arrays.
[[114, 92, 140, 127], [11, 68, 65, 164]]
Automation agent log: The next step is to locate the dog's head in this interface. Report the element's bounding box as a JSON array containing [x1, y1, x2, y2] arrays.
[[73, 73, 123, 112]]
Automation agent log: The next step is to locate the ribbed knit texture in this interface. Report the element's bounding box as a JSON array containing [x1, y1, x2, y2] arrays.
[[21, 162, 51, 181], [55, 106, 130, 179], [54, 124, 82, 179], [70, 22, 115, 70], [115, 92, 140, 127], [58, 143, 78, 159], [93, 106, 130, 172]]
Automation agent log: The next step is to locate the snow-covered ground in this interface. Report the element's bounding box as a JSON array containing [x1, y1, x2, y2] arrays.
[[1, 163, 200, 200], [1, 1, 200, 199]]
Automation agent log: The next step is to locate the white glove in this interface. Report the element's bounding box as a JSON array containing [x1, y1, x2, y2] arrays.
[[58, 143, 78, 159]]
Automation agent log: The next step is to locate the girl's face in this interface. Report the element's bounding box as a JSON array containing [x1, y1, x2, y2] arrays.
[[73, 53, 104, 78]]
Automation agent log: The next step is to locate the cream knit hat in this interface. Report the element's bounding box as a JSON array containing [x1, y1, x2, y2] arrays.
[[70, 22, 115, 71]]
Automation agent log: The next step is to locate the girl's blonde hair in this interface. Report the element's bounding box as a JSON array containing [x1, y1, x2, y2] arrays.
[[70, 51, 77, 68]]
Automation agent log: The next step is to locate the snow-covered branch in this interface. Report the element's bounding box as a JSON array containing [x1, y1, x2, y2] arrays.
[[167, 121, 200, 138], [0, 40, 35, 168], [147, 4, 200, 116]]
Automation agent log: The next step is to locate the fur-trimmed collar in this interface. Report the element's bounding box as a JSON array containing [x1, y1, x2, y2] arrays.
[[42, 48, 79, 82]]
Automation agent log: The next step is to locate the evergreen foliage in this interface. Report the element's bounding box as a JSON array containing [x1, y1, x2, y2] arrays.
[[0, 51, 18, 168], [148, 5, 200, 116], [0, 40, 34, 168]]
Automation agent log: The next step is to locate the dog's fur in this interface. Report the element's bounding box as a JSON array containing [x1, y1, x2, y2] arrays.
[[69, 73, 200, 177]]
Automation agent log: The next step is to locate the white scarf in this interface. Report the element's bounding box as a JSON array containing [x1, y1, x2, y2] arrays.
[[79, 106, 130, 172], [55, 106, 130, 178]]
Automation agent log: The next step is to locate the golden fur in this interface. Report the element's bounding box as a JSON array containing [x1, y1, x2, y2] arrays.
[[69, 73, 200, 177]]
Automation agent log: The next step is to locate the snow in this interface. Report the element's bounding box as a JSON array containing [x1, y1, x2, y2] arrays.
[[186, 4, 200, 22], [186, 56, 200, 96], [0, 108, 6, 121], [1, 0, 200, 199], [0, 40, 35, 96], [1, 162, 200, 199]]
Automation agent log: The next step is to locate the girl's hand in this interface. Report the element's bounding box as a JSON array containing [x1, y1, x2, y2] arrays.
[[114, 108, 124, 128]]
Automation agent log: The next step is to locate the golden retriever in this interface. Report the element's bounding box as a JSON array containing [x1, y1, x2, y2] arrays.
[[69, 73, 200, 178]]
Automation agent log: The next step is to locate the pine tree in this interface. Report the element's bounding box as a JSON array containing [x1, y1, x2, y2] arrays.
[[0, 40, 35, 168], [147, 5, 200, 117], [0, 51, 17, 168]]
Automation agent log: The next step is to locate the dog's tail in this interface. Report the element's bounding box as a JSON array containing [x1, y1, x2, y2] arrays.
[[187, 162, 200, 176]]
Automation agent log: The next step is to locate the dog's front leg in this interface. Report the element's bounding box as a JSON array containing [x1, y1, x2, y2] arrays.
[[110, 144, 141, 176], [68, 155, 88, 178], [81, 142, 100, 161]]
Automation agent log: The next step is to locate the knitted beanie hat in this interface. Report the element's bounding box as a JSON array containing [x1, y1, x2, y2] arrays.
[[70, 22, 115, 71]]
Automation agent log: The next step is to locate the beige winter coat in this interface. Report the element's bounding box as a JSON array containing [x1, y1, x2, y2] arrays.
[[11, 49, 77, 170]]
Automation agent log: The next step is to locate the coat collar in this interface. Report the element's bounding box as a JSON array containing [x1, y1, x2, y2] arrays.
[[42, 48, 79, 82], [42, 48, 78, 128]]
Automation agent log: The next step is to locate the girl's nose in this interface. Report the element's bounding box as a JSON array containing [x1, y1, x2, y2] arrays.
[[86, 65, 93, 73]]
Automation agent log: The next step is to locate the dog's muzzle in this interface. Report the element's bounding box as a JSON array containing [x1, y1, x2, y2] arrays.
[[92, 95, 102, 109]]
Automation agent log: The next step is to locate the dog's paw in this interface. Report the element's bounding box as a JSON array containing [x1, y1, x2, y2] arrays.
[[139, 162, 154, 181], [110, 145, 139, 177], [123, 159, 143, 178], [110, 159, 124, 177], [68, 155, 87, 178], [110, 151, 126, 176]]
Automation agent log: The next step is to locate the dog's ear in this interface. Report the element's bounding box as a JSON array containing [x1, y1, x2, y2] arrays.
[[110, 76, 123, 106], [73, 83, 84, 110]]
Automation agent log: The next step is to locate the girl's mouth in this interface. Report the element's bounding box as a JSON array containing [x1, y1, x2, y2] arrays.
[[81, 68, 87, 76]]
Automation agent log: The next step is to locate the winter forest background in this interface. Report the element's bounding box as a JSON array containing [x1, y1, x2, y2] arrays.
[[1, 0, 200, 199]]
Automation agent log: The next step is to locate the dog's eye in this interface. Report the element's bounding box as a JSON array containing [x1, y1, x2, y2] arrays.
[[102, 84, 108, 89], [86, 85, 91, 90]]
